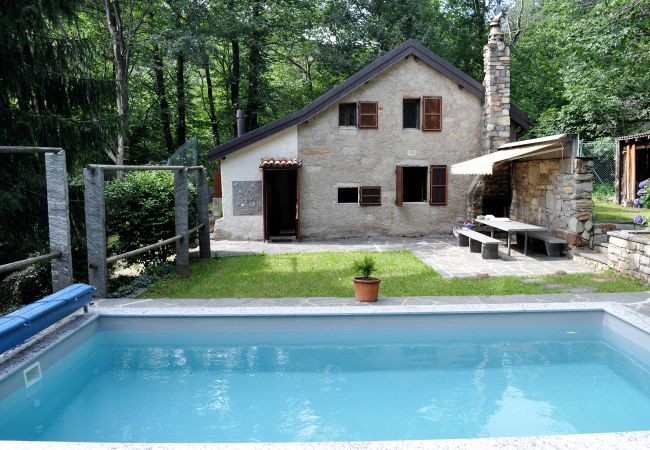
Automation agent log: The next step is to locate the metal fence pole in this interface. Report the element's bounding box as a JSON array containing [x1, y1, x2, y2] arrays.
[[174, 169, 189, 277], [196, 168, 211, 259], [84, 167, 108, 297], [44, 150, 73, 291]]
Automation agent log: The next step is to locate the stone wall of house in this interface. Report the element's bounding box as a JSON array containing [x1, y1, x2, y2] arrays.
[[607, 231, 650, 282], [510, 157, 594, 247], [296, 55, 482, 238]]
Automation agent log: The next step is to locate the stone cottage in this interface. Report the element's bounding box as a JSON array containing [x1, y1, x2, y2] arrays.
[[207, 17, 531, 241]]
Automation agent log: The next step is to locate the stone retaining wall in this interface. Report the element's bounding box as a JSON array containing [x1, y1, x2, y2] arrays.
[[510, 157, 593, 247], [607, 231, 650, 283]]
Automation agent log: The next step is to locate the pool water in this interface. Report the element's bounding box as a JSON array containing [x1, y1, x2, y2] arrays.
[[2, 313, 650, 442]]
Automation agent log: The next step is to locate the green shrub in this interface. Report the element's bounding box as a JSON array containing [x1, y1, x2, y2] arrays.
[[0, 260, 51, 314], [353, 255, 377, 279], [592, 183, 615, 202], [105, 171, 197, 265]]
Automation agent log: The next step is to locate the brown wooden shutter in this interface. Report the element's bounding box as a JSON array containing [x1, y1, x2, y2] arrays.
[[359, 186, 381, 206], [395, 166, 403, 207], [429, 165, 447, 205], [422, 96, 442, 131], [357, 101, 378, 128]]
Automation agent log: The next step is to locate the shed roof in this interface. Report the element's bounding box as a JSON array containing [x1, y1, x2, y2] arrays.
[[207, 39, 530, 161], [615, 131, 650, 141]]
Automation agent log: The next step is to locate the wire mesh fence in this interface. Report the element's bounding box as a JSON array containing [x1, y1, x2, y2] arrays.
[[579, 139, 616, 199]]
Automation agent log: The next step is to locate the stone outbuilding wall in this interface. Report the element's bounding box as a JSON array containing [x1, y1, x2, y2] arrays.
[[510, 157, 594, 248], [607, 231, 650, 283]]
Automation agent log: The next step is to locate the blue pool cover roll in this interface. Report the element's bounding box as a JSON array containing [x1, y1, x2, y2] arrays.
[[0, 283, 95, 354]]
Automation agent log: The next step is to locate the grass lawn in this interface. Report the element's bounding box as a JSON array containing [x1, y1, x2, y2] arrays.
[[593, 200, 650, 222], [142, 251, 647, 298]]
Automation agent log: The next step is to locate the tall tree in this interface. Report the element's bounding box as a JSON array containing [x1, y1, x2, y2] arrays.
[[102, 0, 152, 164], [152, 44, 174, 154]]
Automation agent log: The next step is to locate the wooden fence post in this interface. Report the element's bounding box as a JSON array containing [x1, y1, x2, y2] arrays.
[[44, 150, 73, 291], [174, 168, 189, 277], [196, 168, 211, 258], [84, 167, 108, 297]]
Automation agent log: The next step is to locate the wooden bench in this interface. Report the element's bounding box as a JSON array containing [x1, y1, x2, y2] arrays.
[[457, 228, 501, 259], [516, 231, 567, 257]]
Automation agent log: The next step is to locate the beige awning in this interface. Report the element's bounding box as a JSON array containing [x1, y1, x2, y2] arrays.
[[451, 142, 569, 175]]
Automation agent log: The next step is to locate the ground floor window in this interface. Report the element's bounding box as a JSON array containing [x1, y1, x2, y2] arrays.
[[359, 186, 381, 206], [395, 165, 447, 206], [402, 166, 428, 202], [338, 187, 358, 203]]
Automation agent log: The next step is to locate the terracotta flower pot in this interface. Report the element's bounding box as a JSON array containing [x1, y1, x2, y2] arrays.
[[353, 277, 381, 302]]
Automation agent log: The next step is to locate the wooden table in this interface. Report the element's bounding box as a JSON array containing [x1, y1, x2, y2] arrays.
[[476, 218, 546, 256]]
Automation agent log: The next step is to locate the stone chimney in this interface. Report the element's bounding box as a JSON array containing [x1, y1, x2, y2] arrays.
[[467, 14, 512, 217], [482, 15, 510, 154]]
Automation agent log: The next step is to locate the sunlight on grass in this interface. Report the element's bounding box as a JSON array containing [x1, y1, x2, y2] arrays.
[[142, 251, 648, 299], [593, 200, 650, 222]]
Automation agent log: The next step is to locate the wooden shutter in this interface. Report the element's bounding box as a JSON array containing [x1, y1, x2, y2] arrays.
[[429, 165, 447, 205], [422, 96, 442, 131], [360, 186, 381, 206], [357, 101, 378, 128], [395, 166, 403, 207]]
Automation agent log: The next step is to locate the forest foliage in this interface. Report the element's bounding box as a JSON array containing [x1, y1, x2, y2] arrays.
[[0, 0, 648, 300]]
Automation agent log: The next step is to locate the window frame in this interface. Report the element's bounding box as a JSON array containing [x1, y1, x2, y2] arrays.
[[337, 187, 359, 204], [402, 98, 421, 129], [338, 103, 357, 127]]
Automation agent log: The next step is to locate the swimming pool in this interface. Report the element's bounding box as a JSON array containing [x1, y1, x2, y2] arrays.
[[2, 306, 650, 445]]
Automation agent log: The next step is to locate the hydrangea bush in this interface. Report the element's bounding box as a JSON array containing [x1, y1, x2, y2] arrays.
[[635, 179, 650, 208]]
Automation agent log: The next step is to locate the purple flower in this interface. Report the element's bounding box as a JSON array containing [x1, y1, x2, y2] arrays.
[[640, 179, 649, 189], [634, 215, 644, 225], [638, 189, 646, 196], [634, 198, 642, 207]]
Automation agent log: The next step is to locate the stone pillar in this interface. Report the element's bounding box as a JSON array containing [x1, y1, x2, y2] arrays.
[[174, 169, 189, 277], [44, 150, 73, 291], [196, 168, 211, 258], [84, 167, 107, 298], [482, 15, 510, 154]]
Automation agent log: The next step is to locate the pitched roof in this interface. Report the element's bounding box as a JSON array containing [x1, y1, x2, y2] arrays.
[[207, 39, 531, 161]]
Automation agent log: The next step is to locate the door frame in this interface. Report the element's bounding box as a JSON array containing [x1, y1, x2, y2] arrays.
[[262, 167, 300, 241]]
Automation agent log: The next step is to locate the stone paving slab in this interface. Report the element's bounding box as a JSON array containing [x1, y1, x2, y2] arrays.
[[197, 235, 593, 278]]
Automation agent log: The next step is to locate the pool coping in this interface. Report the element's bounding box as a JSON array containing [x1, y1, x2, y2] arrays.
[[3, 300, 650, 449]]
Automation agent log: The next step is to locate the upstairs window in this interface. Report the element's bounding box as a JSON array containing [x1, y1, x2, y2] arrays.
[[403, 99, 420, 129], [337, 187, 358, 204], [339, 103, 357, 127]]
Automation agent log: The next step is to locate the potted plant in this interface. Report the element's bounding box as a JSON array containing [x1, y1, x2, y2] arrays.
[[352, 255, 381, 302]]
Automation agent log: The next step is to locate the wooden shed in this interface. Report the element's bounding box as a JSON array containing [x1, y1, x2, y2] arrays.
[[616, 132, 650, 204]]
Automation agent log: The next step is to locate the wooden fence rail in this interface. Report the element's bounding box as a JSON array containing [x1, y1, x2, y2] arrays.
[[0, 252, 62, 274]]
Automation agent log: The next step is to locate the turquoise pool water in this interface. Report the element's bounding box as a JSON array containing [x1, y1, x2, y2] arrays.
[[1, 313, 650, 442]]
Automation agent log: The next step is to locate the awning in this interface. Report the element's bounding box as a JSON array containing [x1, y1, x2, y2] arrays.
[[451, 135, 577, 175], [259, 157, 302, 169]]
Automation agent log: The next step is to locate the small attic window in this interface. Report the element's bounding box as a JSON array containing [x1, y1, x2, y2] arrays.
[[339, 103, 356, 127]]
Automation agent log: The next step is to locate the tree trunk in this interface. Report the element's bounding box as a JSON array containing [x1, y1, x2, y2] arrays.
[[175, 51, 186, 148], [153, 44, 174, 155], [204, 61, 220, 146], [227, 0, 240, 136], [103, 0, 129, 165], [245, 1, 262, 131], [230, 40, 240, 136]]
